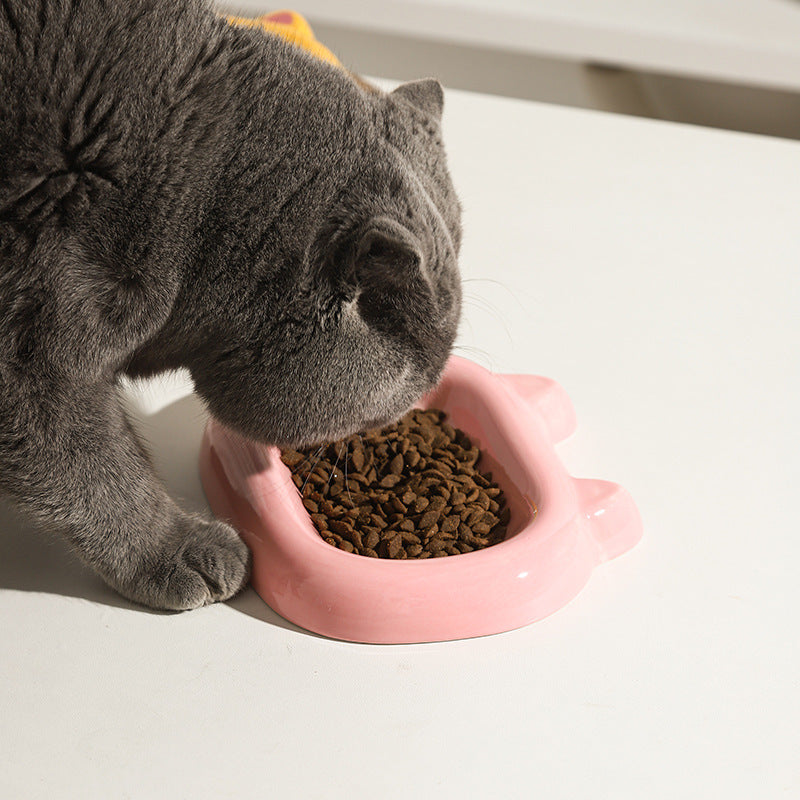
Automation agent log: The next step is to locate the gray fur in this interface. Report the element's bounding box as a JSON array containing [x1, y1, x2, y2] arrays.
[[0, 0, 462, 610]]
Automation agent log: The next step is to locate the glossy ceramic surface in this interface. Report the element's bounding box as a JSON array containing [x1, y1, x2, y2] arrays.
[[199, 356, 642, 643]]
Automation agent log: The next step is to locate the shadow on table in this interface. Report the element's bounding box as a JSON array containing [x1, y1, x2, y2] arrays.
[[0, 392, 320, 636], [226, 587, 327, 638]]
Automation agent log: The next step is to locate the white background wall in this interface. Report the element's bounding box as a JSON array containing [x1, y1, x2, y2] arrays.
[[220, 0, 800, 139]]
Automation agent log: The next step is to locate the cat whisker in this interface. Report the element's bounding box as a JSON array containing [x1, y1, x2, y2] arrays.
[[343, 440, 353, 503], [462, 295, 514, 345], [452, 344, 495, 370], [299, 445, 325, 495], [292, 444, 324, 477], [326, 442, 344, 491], [461, 277, 527, 312]]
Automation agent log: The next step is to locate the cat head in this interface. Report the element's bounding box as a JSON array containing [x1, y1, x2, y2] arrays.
[[190, 78, 462, 447]]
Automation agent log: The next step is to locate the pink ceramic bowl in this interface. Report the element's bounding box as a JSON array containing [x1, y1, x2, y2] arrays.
[[199, 356, 642, 643]]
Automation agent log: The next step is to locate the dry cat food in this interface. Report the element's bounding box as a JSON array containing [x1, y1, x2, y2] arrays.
[[280, 408, 518, 559]]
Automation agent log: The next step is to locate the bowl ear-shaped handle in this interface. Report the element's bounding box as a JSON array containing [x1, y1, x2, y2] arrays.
[[573, 478, 643, 562], [498, 374, 577, 443]]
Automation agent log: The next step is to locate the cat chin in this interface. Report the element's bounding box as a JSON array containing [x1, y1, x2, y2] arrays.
[[279, 416, 403, 451], [278, 400, 417, 450], [275, 381, 424, 450]]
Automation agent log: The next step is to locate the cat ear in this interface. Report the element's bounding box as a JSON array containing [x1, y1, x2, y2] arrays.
[[354, 218, 423, 284], [391, 78, 444, 121]]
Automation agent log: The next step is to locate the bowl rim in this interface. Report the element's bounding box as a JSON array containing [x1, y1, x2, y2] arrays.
[[204, 355, 578, 575]]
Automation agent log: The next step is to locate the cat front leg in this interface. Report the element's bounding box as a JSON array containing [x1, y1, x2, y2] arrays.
[[0, 379, 250, 610]]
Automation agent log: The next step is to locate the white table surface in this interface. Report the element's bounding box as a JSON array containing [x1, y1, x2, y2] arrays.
[[2, 84, 798, 799], [231, 0, 800, 91]]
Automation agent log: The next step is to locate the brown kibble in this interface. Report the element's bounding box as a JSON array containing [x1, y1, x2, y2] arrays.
[[457, 447, 479, 464], [368, 514, 386, 530], [350, 448, 365, 472], [431, 433, 450, 449], [420, 523, 439, 540], [389, 453, 404, 475], [378, 536, 403, 558], [412, 496, 430, 513], [364, 530, 381, 549], [329, 519, 353, 536], [418, 509, 439, 529], [428, 495, 447, 512], [466, 508, 483, 526], [284, 406, 510, 559], [492, 526, 508, 542], [475, 492, 491, 511], [318, 499, 336, 516], [389, 496, 408, 514], [404, 449, 420, 468], [440, 515, 460, 533], [387, 536, 403, 559], [281, 449, 306, 468], [310, 513, 329, 531]]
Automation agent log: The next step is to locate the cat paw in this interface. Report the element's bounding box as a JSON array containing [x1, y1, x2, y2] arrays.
[[119, 517, 251, 611]]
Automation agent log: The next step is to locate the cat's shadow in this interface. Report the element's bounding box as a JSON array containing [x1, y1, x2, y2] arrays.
[[0, 391, 316, 636]]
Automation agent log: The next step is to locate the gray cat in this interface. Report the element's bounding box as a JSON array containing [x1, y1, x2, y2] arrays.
[[0, 0, 462, 610]]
